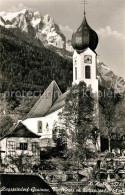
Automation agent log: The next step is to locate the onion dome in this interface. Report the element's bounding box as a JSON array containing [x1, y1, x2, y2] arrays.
[[71, 15, 98, 53]]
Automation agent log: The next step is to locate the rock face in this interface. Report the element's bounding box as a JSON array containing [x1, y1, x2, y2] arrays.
[[97, 62, 125, 93], [0, 9, 66, 49], [66, 40, 74, 52]]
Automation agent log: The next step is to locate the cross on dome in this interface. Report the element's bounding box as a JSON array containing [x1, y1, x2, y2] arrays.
[[81, 0, 88, 16]]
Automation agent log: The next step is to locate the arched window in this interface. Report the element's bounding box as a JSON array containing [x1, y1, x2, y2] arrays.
[[38, 121, 42, 133], [85, 65, 91, 79], [75, 67, 77, 80]]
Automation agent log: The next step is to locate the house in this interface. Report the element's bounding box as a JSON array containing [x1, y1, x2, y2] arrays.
[[0, 122, 41, 172]]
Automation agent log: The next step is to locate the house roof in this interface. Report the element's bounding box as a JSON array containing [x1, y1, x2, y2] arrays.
[[0, 173, 56, 194], [1, 122, 40, 140], [26, 80, 62, 118]]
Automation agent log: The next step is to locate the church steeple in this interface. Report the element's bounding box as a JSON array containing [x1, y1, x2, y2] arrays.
[[71, 4, 99, 94]]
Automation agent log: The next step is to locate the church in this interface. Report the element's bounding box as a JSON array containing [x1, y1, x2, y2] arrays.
[[22, 10, 100, 148]]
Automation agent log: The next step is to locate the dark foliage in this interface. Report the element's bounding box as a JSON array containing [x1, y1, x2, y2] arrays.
[[99, 84, 123, 151], [59, 82, 95, 160], [0, 26, 72, 99], [0, 116, 13, 137]]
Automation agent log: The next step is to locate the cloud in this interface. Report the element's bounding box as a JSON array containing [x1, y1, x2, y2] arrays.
[[96, 26, 125, 41], [8, 3, 29, 12], [59, 25, 73, 33], [59, 24, 73, 39]]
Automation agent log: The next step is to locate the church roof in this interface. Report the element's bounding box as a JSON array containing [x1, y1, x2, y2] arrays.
[[45, 91, 68, 116], [1, 122, 40, 139], [26, 80, 62, 118]]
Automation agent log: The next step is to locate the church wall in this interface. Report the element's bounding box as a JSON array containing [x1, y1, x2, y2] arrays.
[[23, 108, 62, 139], [73, 48, 98, 93], [23, 117, 46, 137]]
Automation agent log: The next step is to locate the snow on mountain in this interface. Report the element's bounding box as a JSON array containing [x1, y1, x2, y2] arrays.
[[0, 9, 67, 49], [0, 9, 27, 21]]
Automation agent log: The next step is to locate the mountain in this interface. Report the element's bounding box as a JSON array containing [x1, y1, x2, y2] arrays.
[[0, 9, 72, 51], [97, 62, 125, 93]]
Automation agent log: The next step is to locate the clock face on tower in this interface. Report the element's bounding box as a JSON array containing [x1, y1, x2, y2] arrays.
[[84, 55, 92, 64]]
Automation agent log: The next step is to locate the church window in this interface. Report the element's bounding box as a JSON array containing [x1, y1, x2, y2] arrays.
[[85, 65, 91, 79], [20, 143, 27, 150], [75, 67, 77, 80], [38, 121, 42, 133]]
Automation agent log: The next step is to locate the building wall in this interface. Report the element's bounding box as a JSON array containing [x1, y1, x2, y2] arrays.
[[73, 48, 98, 94], [0, 137, 40, 168], [23, 108, 62, 139], [0, 138, 6, 161]]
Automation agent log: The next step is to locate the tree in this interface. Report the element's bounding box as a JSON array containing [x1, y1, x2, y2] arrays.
[[110, 96, 125, 151], [99, 85, 122, 152], [58, 81, 96, 161], [91, 126, 100, 154], [0, 116, 13, 137], [6, 152, 33, 173]]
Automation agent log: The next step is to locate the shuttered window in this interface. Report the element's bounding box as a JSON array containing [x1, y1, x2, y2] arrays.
[[20, 143, 27, 150], [32, 142, 38, 155], [7, 141, 16, 156]]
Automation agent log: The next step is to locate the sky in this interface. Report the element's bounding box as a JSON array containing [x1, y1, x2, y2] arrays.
[[0, 0, 125, 78]]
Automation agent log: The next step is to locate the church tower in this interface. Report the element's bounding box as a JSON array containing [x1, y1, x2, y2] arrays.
[[71, 10, 99, 94], [71, 8, 100, 151]]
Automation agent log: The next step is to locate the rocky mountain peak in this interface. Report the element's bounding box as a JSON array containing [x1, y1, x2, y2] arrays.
[[97, 62, 125, 93], [0, 9, 67, 49], [43, 14, 54, 23]]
